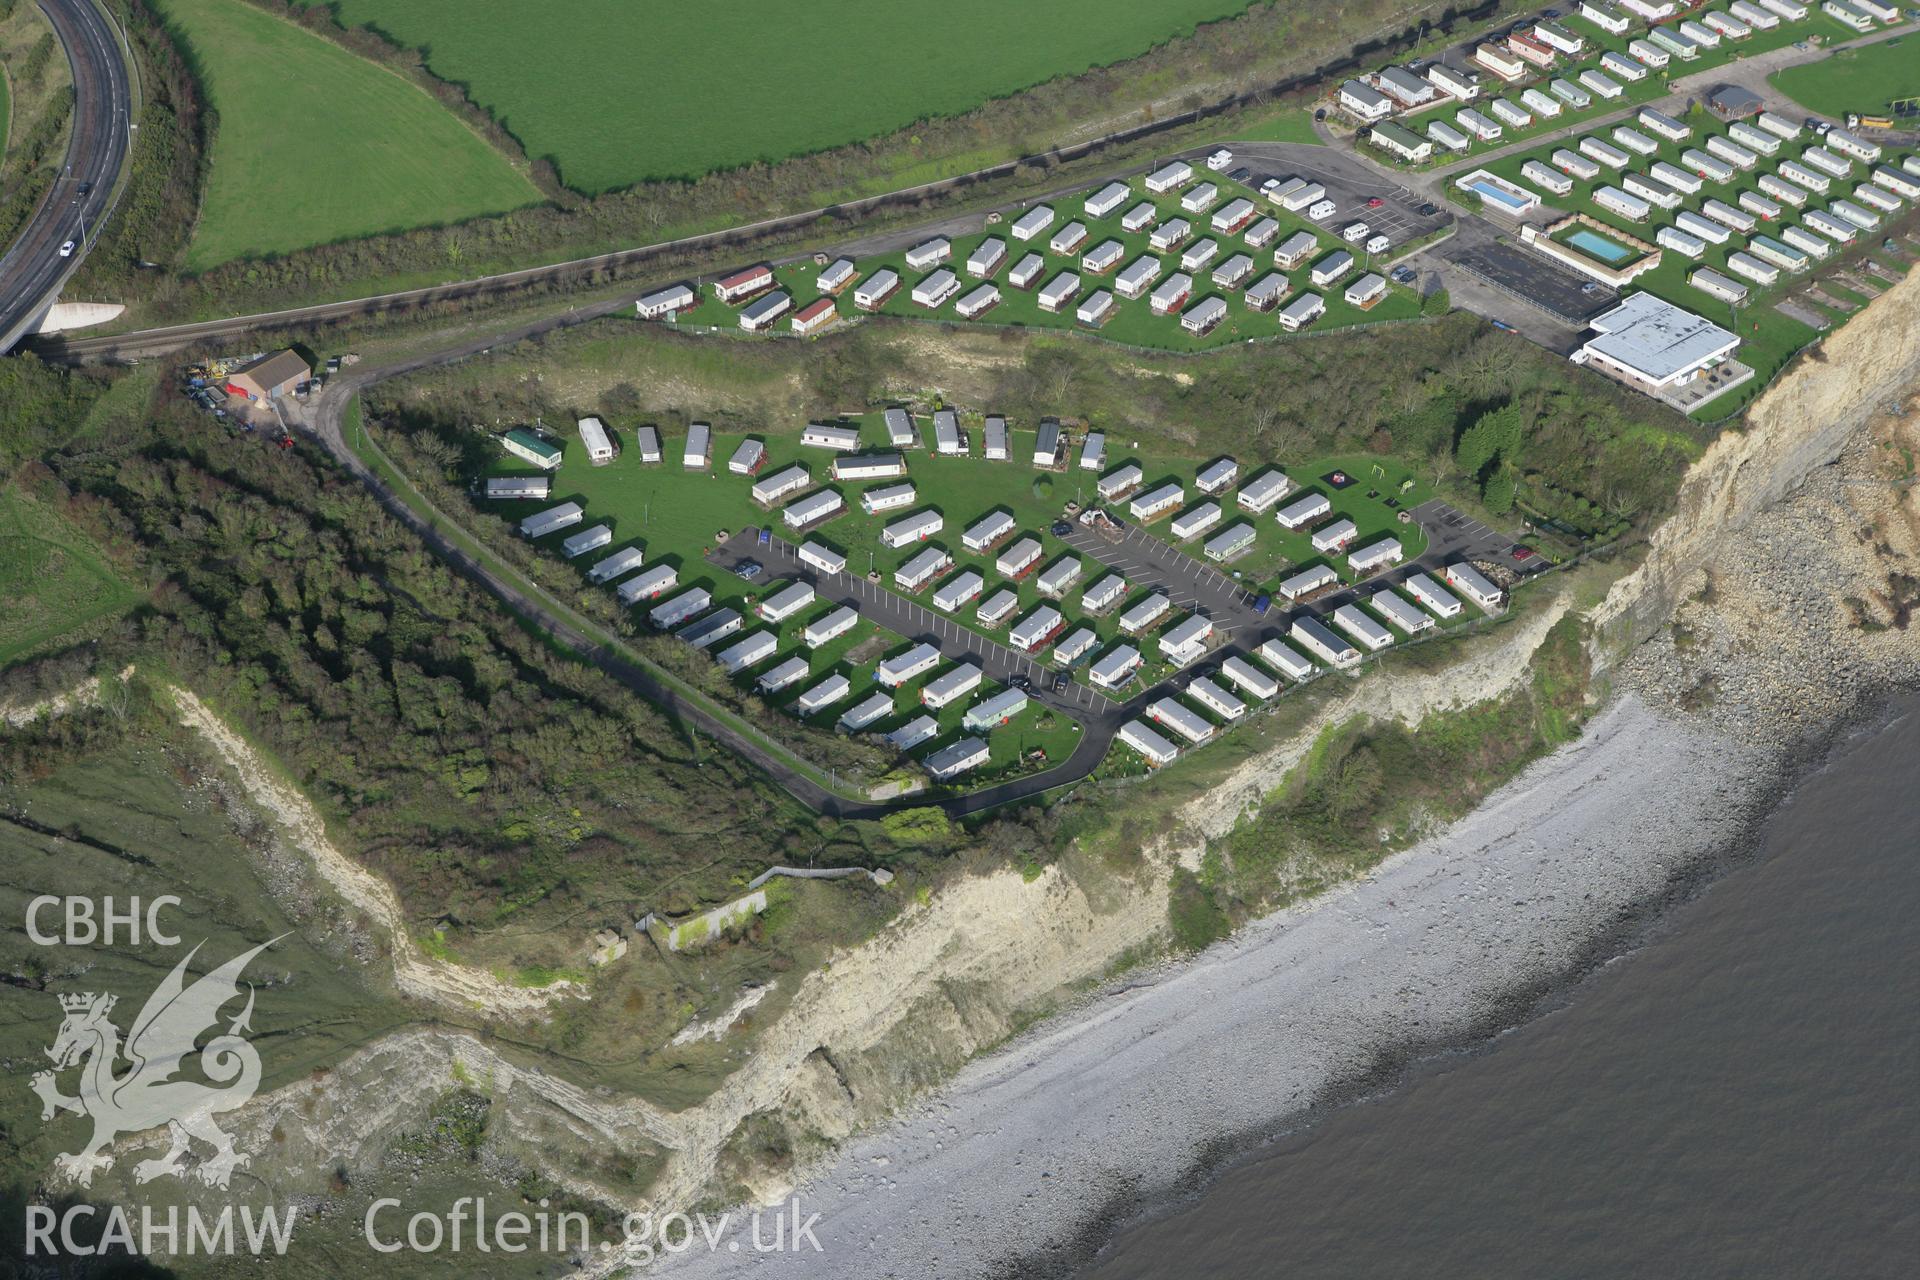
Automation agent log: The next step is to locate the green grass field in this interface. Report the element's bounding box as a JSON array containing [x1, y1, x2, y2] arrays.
[[1473, 111, 1918, 416], [316, 0, 1258, 192], [668, 165, 1421, 352], [1771, 35, 1920, 118], [0, 482, 143, 666], [153, 0, 538, 268]]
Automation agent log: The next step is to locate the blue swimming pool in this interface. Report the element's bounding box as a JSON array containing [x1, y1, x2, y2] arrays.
[[1566, 228, 1636, 263], [1466, 179, 1534, 214]]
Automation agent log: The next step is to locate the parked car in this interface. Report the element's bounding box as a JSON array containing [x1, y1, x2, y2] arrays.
[[733, 560, 763, 581], [1050, 520, 1072, 536], [1366, 196, 1385, 209], [1228, 166, 1252, 184], [1051, 673, 1071, 693]]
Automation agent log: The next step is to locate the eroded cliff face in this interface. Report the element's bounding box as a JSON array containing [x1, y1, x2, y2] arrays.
[[1593, 268, 1920, 656]]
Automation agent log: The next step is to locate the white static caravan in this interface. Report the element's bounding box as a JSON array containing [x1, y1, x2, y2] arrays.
[[483, 475, 551, 500], [893, 546, 953, 591], [853, 268, 901, 311], [1280, 180, 1328, 214], [1648, 26, 1699, 60], [1739, 191, 1783, 222], [1035, 555, 1085, 599], [1612, 126, 1659, 158], [751, 463, 810, 506], [1779, 224, 1833, 262], [1428, 63, 1481, 101], [1129, 482, 1185, 522], [1273, 230, 1319, 269], [1053, 626, 1098, 667], [1690, 266, 1750, 304], [1371, 589, 1435, 635], [1011, 205, 1056, 243], [1146, 160, 1194, 194], [905, 238, 952, 272], [588, 546, 646, 585], [1150, 218, 1194, 252], [716, 631, 777, 676], [1196, 456, 1238, 494], [681, 608, 743, 651], [1701, 198, 1757, 233], [996, 536, 1043, 579], [831, 451, 905, 481], [1457, 108, 1503, 143], [963, 510, 1017, 552], [1179, 238, 1220, 273], [912, 269, 961, 309], [1219, 655, 1280, 701], [1802, 147, 1852, 180], [875, 643, 942, 687], [864, 483, 913, 518], [757, 657, 811, 696], [1552, 148, 1600, 180], [636, 283, 696, 319], [1755, 112, 1801, 143], [817, 257, 857, 295], [1212, 198, 1258, 236], [1082, 573, 1128, 613], [781, 489, 846, 531], [1181, 296, 1229, 335], [1638, 108, 1690, 143], [1150, 272, 1194, 317], [561, 527, 610, 562], [1120, 719, 1181, 767], [1830, 198, 1881, 231], [1237, 469, 1292, 514], [1579, 70, 1624, 101], [1160, 614, 1216, 667], [1593, 185, 1653, 221], [1190, 675, 1251, 725], [739, 291, 792, 332], [1760, 0, 1809, 15], [932, 570, 986, 613], [1171, 501, 1224, 540], [651, 587, 711, 631], [1251, 639, 1315, 687], [728, 438, 766, 476], [1403, 571, 1463, 618], [1823, 0, 1875, 29], [1705, 135, 1758, 171], [873, 408, 913, 451], [1445, 562, 1505, 611], [1309, 250, 1355, 287], [1037, 272, 1082, 314], [1212, 254, 1256, 291], [1348, 536, 1405, 574], [617, 563, 677, 606], [977, 588, 1020, 627], [634, 426, 662, 464], [1520, 88, 1564, 119], [798, 422, 860, 452], [1580, 137, 1630, 170], [1549, 79, 1591, 110], [1090, 644, 1144, 690], [1180, 182, 1221, 215], [1600, 51, 1648, 82], [520, 502, 584, 540], [1116, 255, 1164, 299], [1777, 160, 1830, 195], [933, 410, 964, 456], [1489, 98, 1533, 129], [1675, 210, 1734, 245], [756, 581, 816, 624], [920, 663, 983, 709], [1333, 604, 1395, 653], [1873, 166, 1920, 200], [1429, 119, 1473, 154], [1148, 697, 1215, 746], [984, 416, 1009, 461], [1291, 615, 1360, 669], [839, 691, 892, 733], [1651, 161, 1705, 196], [1523, 160, 1574, 196], [887, 716, 940, 752], [1077, 432, 1107, 475], [797, 673, 852, 716], [956, 284, 1002, 319], [1678, 19, 1722, 47], [1010, 604, 1067, 653], [1277, 564, 1338, 601], [1098, 462, 1145, 501], [1034, 420, 1063, 468], [684, 423, 712, 470], [1245, 216, 1282, 249], [577, 416, 616, 465], [1118, 592, 1172, 635], [1203, 522, 1257, 563], [1729, 121, 1781, 156], [1083, 239, 1126, 275], [1628, 38, 1671, 69], [881, 509, 943, 549], [1854, 183, 1903, 216], [967, 238, 1008, 278], [803, 604, 859, 649], [1311, 517, 1359, 553], [1050, 221, 1090, 255], [1623, 173, 1682, 210], [1085, 181, 1131, 219], [1276, 292, 1326, 331], [1275, 491, 1333, 530], [965, 688, 1029, 732], [1657, 225, 1708, 258]]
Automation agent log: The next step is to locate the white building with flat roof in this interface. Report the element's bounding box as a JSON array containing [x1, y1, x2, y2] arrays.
[[1129, 482, 1186, 521], [1349, 536, 1404, 574], [1054, 626, 1098, 666], [920, 663, 983, 709], [1571, 292, 1740, 394], [882, 509, 944, 548], [860, 481, 917, 515], [1083, 573, 1128, 613], [963, 510, 1017, 551], [876, 643, 942, 687], [799, 539, 846, 574], [588, 546, 646, 585], [757, 656, 810, 695], [520, 502, 584, 540], [716, 631, 777, 675]]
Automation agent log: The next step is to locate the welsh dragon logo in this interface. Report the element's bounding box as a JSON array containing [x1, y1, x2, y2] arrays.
[[31, 938, 279, 1190]]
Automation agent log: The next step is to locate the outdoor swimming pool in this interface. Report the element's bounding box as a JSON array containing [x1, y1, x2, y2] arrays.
[[1466, 179, 1535, 214], [1566, 228, 1636, 263]]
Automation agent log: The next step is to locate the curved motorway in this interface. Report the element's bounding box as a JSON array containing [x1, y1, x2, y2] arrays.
[[0, 0, 133, 352]]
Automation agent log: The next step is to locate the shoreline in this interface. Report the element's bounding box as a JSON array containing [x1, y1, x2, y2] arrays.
[[667, 686, 1842, 1278]]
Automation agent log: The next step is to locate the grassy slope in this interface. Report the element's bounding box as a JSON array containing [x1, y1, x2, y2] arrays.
[[669, 165, 1421, 352], [321, 0, 1258, 192], [0, 481, 142, 666], [1770, 35, 1920, 118], [152, 0, 538, 268]]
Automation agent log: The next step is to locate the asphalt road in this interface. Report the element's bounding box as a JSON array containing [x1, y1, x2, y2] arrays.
[[0, 0, 132, 352]]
